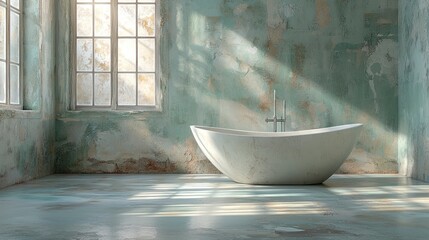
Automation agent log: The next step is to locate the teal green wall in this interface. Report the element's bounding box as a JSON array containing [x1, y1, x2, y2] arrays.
[[0, 0, 56, 188], [55, 0, 399, 174], [398, 0, 429, 182]]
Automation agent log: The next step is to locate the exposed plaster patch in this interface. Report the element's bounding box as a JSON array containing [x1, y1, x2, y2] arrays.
[[79, 158, 177, 173], [365, 39, 398, 87], [339, 149, 397, 174], [316, 0, 331, 28]]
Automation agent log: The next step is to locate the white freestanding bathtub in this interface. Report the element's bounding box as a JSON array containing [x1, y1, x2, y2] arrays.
[[190, 124, 363, 185]]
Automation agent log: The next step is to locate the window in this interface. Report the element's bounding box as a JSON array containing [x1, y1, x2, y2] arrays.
[[0, 0, 21, 108], [73, 0, 159, 111]]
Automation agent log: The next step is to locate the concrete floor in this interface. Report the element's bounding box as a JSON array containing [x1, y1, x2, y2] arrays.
[[0, 174, 428, 240]]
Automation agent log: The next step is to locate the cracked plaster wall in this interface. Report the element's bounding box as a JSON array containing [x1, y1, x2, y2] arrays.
[[55, 0, 398, 174], [0, 0, 56, 189], [398, 0, 429, 182]]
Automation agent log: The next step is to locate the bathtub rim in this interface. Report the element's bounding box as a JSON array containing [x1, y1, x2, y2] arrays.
[[190, 123, 363, 138]]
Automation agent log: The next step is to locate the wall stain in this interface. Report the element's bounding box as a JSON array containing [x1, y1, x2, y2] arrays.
[[258, 94, 270, 112], [316, 0, 331, 28], [291, 44, 306, 88], [300, 100, 311, 112], [139, 158, 176, 173], [81, 158, 177, 174]]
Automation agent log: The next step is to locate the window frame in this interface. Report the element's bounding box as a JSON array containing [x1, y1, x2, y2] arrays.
[[70, 0, 161, 112], [0, 0, 23, 109]]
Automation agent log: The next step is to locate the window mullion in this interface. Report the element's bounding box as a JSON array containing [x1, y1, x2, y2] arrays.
[[92, 0, 95, 107], [155, 0, 161, 110], [135, 1, 138, 107], [19, 0, 22, 106], [111, 0, 118, 110], [70, 0, 77, 110], [5, 0, 10, 105]]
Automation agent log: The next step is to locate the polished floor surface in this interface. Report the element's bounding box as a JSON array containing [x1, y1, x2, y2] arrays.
[[0, 174, 428, 239]]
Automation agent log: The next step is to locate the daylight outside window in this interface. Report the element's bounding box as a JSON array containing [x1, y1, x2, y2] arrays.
[[73, 0, 159, 111], [0, 0, 22, 108]]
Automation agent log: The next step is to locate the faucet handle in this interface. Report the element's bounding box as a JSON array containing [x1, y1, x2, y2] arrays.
[[265, 117, 272, 123], [282, 100, 286, 119]]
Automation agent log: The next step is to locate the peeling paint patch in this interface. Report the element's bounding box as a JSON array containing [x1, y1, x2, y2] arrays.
[[116, 158, 176, 173]]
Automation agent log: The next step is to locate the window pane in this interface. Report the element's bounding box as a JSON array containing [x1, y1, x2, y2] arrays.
[[77, 73, 93, 106], [138, 39, 155, 72], [118, 73, 136, 105], [77, 39, 93, 71], [10, 0, 19, 9], [10, 11, 19, 63], [0, 7, 5, 60], [94, 4, 110, 37], [94, 39, 110, 71], [74, 0, 158, 109], [118, 4, 136, 36], [10, 64, 19, 104], [94, 73, 111, 106], [77, 4, 93, 37], [138, 73, 155, 105], [138, 4, 155, 37], [0, 61, 5, 103], [118, 39, 136, 71]]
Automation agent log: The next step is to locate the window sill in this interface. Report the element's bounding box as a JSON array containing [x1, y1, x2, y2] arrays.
[[57, 107, 163, 120]]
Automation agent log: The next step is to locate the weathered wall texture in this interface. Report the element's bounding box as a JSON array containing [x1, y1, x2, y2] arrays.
[[398, 0, 429, 182], [56, 0, 398, 174], [0, 0, 56, 188]]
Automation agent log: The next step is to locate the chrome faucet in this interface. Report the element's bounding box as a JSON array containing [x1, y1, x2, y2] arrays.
[[265, 90, 286, 132]]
